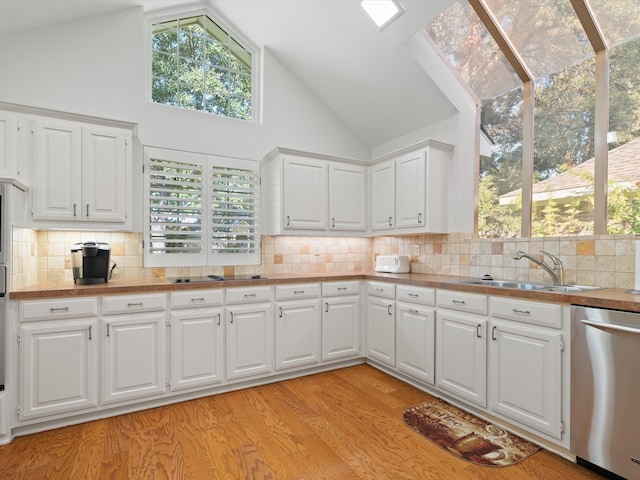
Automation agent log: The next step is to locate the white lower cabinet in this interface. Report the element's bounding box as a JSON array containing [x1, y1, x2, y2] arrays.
[[488, 297, 563, 439], [275, 284, 321, 371], [366, 282, 396, 367], [322, 281, 362, 361], [169, 290, 225, 392], [225, 286, 273, 381], [101, 294, 167, 405], [395, 285, 436, 385], [18, 297, 100, 422], [19, 319, 98, 420], [436, 290, 488, 408]]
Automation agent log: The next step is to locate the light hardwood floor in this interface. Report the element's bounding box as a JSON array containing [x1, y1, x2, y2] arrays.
[[0, 365, 604, 479]]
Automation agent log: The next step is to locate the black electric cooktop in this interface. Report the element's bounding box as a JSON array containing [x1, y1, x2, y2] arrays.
[[168, 274, 267, 284]]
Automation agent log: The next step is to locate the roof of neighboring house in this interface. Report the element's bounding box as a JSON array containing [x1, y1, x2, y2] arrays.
[[500, 137, 640, 204]]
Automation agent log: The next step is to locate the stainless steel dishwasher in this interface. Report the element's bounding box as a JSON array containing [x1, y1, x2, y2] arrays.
[[571, 305, 640, 479]]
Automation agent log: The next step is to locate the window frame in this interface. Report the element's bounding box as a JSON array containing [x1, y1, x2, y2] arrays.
[[145, 6, 261, 123], [143, 146, 261, 268]]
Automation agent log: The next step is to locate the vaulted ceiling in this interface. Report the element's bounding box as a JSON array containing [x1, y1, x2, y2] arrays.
[[0, 0, 458, 148]]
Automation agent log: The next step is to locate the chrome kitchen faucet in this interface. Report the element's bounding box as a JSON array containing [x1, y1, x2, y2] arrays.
[[514, 250, 564, 286]]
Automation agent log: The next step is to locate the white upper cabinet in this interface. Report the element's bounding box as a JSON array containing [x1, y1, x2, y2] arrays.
[[31, 115, 133, 229], [395, 150, 426, 229], [369, 140, 453, 236], [263, 149, 368, 236], [0, 111, 17, 180], [329, 163, 367, 231], [283, 155, 327, 231], [370, 159, 395, 231]]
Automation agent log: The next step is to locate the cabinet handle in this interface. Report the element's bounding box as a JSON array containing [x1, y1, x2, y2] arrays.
[[325, 302, 329, 313], [331, 217, 335, 228], [388, 216, 393, 227], [217, 313, 221, 326], [86, 204, 89, 217], [452, 299, 466, 306], [279, 307, 283, 318], [230, 312, 234, 324], [491, 326, 497, 341], [190, 297, 205, 303], [476, 324, 482, 338], [338, 287, 347, 291], [418, 212, 422, 224], [73, 203, 77, 217], [88, 325, 92, 340], [127, 302, 144, 308], [409, 309, 419, 315], [512, 308, 531, 316], [387, 304, 393, 315], [243, 293, 256, 298], [293, 290, 305, 295], [50, 307, 69, 313], [286, 215, 291, 226], [408, 293, 419, 298], [106, 324, 110, 337], [376, 288, 384, 293]]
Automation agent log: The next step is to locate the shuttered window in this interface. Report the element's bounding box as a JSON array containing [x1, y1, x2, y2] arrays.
[[210, 158, 260, 264], [144, 147, 260, 267]]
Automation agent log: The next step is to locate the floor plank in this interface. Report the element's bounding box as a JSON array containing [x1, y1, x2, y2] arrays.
[[0, 365, 605, 479]]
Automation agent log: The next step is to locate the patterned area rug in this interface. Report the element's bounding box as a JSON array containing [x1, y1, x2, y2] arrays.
[[403, 398, 541, 467]]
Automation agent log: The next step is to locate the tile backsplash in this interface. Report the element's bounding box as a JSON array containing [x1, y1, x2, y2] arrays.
[[11, 228, 637, 291]]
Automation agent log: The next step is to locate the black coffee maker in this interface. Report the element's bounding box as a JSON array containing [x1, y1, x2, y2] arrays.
[[71, 241, 114, 284]]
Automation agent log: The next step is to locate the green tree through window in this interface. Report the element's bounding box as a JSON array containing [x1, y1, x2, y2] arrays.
[[151, 15, 252, 120]]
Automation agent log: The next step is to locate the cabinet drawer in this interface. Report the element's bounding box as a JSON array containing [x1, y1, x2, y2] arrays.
[[437, 290, 487, 315], [366, 281, 395, 299], [490, 297, 562, 328], [226, 286, 272, 304], [102, 293, 166, 315], [275, 283, 321, 300], [396, 285, 435, 306], [322, 281, 360, 297], [170, 289, 224, 309], [21, 297, 98, 322]]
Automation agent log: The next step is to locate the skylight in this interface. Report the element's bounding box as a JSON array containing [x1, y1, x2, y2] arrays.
[[360, 0, 404, 30]]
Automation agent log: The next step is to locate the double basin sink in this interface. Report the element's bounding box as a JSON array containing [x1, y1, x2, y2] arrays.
[[447, 278, 601, 293]]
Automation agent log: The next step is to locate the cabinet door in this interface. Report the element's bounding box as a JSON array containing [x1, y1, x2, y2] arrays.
[[322, 295, 361, 361], [226, 303, 273, 380], [33, 118, 82, 220], [489, 321, 562, 438], [396, 303, 435, 385], [102, 313, 166, 404], [275, 299, 321, 370], [329, 163, 366, 231], [0, 111, 16, 177], [395, 150, 426, 229], [282, 156, 327, 230], [366, 296, 395, 367], [436, 311, 487, 407], [170, 308, 224, 392], [370, 160, 395, 231], [19, 319, 98, 420], [82, 126, 127, 222]]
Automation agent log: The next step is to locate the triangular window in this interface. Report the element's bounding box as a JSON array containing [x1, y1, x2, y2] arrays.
[[151, 14, 254, 121]]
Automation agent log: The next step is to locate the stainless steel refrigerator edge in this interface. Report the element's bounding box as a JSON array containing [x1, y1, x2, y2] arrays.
[[571, 305, 640, 479]]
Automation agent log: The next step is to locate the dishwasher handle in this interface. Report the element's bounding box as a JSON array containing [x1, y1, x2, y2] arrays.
[[581, 319, 640, 335]]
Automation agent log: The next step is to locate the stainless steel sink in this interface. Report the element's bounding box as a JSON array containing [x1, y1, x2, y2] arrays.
[[447, 278, 601, 292], [539, 285, 602, 293], [447, 279, 550, 290]]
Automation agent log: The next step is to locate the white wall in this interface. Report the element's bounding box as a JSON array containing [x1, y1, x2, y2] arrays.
[[0, 7, 370, 162]]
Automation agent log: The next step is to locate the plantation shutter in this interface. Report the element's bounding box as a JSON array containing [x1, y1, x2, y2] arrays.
[[209, 157, 261, 265], [144, 148, 207, 267], [143, 147, 261, 267]]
